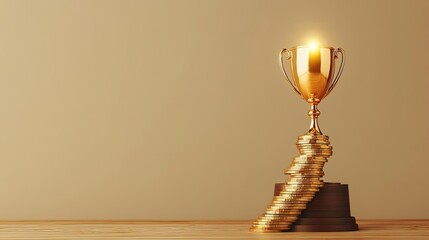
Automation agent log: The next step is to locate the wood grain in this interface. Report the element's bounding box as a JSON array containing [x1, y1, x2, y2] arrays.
[[0, 220, 427, 239]]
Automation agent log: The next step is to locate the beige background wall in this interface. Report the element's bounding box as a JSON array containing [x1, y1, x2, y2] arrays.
[[0, 0, 427, 220]]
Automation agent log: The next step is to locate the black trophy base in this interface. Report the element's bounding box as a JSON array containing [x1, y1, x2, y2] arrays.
[[274, 182, 359, 232]]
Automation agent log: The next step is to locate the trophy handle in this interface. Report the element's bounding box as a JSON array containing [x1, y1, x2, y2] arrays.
[[279, 48, 301, 96], [325, 48, 345, 97]]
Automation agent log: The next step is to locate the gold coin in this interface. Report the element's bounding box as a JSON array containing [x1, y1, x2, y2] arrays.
[[284, 184, 323, 189], [285, 167, 324, 171], [268, 202, 308, 208], [299, 149, 332, 153], [298, 146, 332, 151], [292, 160, 327, 165], [265, 209, 302, 215], [298, 139, 323, 142], [285, 168, 324, 173], [253, 220, 294, 224], [297, 141, 330, 145], [299, 152, 332, 157], [284, 179, 322, 184], [271, 197, 311, 202], [268, 203, 305, 207], [267, 205, 307, 211], [299, 147, 332, 150], [285, 172, 324, 177], [298, 152, 331, 155], [285, 179, 323, 183], [276, 191, 318, 196], [261, 217, 299, 221], [294, 156, 328, 162], [265, 206, 304, 212], [256, 222, 293, 226], [253, 220, 294, 225], [273, 197, 314, 202], [281, 179, 322, 184], [288, 175, 321, 179], [286, 167, 324, 170], [249, 228, 286, 232], [279, 188, 320, 193], [298, 142, 331, 146], [281, 186, 322, 191], [252, 224, 291, 229], [287, 166, 324, 171], [280, 188, 320, 193], [275, 191, 316, 196], [286, 177, 323, 182], [283, 182, 322, 186], [285, 172, 324, 176], [288, 162, 325, 167], [284, 183, 324, 188], [255, 217, 297, 222]]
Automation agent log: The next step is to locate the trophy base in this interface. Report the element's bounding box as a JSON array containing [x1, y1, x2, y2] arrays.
[[274, 182, 359, 232]]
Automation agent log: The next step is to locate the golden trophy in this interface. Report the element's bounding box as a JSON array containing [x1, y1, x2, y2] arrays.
[[250, 44, 358, 232]]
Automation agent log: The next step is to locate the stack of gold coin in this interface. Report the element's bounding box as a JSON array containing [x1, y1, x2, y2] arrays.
[[250, 132, 332, 232]]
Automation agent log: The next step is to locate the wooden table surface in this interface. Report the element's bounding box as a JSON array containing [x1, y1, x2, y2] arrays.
[[0, 220, 427, 239]]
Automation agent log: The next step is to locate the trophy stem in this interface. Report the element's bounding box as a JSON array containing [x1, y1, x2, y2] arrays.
[[308, 98, 322, 134]]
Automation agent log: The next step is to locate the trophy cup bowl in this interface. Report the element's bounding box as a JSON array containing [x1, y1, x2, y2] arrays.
[[280, 46, 345, 133], [281, 46, 345, 103], [250, 45, 358, 233]]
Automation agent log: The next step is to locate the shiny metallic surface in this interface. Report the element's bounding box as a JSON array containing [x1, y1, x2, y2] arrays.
[[249, 132, 332, 233], [250, 45, 345, 233], [281, 46, 343, 102], [279, 46, 345, 134]]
